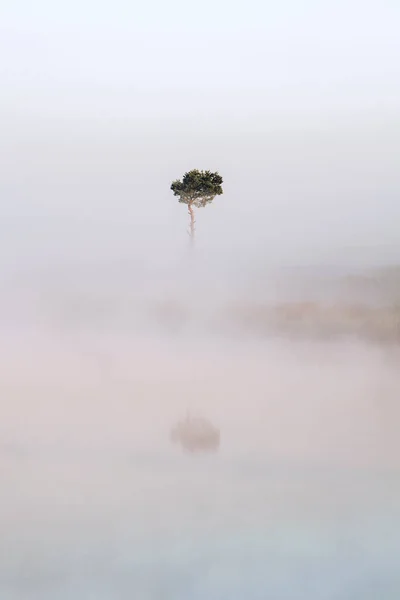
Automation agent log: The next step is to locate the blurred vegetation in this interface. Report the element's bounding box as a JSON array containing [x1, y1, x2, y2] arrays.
[[228, 301, 400, 344]]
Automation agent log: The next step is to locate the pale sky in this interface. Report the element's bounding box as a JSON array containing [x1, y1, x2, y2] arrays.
[[1, 0, 399, 270], [2, 0, 399, 120]]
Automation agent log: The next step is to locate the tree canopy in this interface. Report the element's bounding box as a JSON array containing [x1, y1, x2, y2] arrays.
[[170, 169, 223, 208]]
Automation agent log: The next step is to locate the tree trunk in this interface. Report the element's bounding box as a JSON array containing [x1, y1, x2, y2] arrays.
[[188, 203, 195, 243]]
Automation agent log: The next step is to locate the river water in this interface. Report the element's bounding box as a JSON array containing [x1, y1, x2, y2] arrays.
[[1, 326, 400, 599]]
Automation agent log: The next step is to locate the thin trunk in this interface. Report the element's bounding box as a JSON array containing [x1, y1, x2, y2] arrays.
[[188, 203, 195, 243]]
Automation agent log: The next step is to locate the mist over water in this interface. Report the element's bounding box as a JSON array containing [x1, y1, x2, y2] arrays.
[[2, 0, 400, 592], [2, 213, 400, 598], [0, 81, 399, 598]]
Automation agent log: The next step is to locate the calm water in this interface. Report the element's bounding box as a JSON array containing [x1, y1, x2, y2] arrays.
[[1, 325, 400, 599]]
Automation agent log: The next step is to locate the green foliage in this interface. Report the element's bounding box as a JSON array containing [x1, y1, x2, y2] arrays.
[[170, 169, 223, 208]]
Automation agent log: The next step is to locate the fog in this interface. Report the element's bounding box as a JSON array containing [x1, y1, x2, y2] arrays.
[[2, 0, 400, 597], [2, 203, 400, 597], [2, 121, 400, 596]]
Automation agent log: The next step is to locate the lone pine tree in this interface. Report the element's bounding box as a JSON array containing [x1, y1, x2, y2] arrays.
[[170, 169, 223, 242]]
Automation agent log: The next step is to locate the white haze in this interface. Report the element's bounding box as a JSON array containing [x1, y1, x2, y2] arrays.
[[1, 0, 400, 598], [2, 183, 400, 598]]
